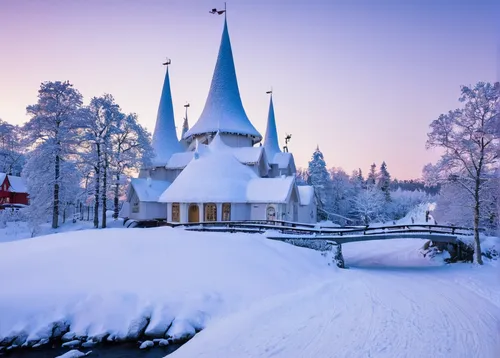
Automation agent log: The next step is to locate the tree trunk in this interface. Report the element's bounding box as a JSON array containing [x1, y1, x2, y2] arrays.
[[101, 156, 107, 229], [94, 168, 100, 228], [114, 174, 120, 219], [473, 179, 484, 265], [52, 153, 60, 229]]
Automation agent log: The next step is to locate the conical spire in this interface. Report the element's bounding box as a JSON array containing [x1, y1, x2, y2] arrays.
[[151, 67, 183, 165], [263, 94, 281, 159], [184, 18, 261, 143]]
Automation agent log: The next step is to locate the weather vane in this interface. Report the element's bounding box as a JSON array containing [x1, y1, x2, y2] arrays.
[[283, 133, 292, 152], [162, 58, 171, 66], [209, 2, 226, 15]]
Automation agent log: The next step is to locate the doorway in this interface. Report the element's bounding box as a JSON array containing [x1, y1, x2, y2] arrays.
[[188, 204, 199, 222]]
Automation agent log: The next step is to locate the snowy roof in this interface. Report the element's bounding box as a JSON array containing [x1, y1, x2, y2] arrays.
[[297, 185, 315, 206], [0, 173, 6, 186], [270, 152, 295, 170], [184, 18, 262, 143], [263, 95, 281, 160], [246, 176, 295, 203], [130, 178, 171, 202], [7, 175, 27, 193], [165, 151, 195, 169], [232, 146, 263, 164], [151, 67, 183, 166], [160, 134, 258, 203]]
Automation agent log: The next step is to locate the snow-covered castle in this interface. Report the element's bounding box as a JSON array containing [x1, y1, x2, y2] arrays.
[[121, 18, 316, 224]]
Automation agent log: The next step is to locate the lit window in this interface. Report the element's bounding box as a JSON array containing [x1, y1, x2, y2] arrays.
[[172, 203, 180, 222], [222, 203, 231, 221], [204, 203, 217, 221]]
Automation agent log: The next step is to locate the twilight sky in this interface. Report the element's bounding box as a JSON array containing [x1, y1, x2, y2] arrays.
[[1, 0, 498, 179]]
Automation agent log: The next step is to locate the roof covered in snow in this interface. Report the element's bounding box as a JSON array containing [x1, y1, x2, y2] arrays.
[[263, 95, 281, 160], [130, 178, 171, 202], [297, 185, 315, 206], [246, 176, 295, 203], [7, 175, 27, 193], [160, 134, 258, 203], [232, 146, 264, 164], [165, 151, 195, 169], [184, 19, 262, 143], [0, 173, 6, 186], [270, 152, 295, 170], [151, 67, 183, 166]]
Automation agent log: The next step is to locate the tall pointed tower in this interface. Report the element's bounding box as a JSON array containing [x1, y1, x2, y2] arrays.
[[263, 94, 281, 160], [151, 66, 183, 165], [184, 17, 262, 147]]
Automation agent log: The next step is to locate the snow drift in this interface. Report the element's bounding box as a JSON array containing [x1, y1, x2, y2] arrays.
[[0, 227, 333, 350]]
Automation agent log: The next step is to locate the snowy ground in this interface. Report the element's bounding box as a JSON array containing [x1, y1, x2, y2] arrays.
[[1, 225, 499, 357], [170, 239, 500, 358]]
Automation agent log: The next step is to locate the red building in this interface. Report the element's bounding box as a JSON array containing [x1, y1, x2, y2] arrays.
[[0, 173, 29, 207]]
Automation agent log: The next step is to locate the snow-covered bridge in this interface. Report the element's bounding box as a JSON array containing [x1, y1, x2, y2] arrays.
[[163, 220, 478, 245]]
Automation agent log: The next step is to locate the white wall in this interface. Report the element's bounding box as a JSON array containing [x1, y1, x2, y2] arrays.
[[250, 203, 267, 220], [129, 201, 168, 221], [298, 203, 317, 224]]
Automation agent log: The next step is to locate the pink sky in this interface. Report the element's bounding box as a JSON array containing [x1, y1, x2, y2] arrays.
[[0, 0, 498, 179]]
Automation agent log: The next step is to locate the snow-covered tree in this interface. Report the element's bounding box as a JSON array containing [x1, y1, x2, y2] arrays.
[[80, 94, 122, 229], [377, 161, 391, 201], [307, 147, 331, 220], [426, 82, 500, 264], [329, 167, 354, 225], [0, 119, 25, 175], [295, 168, 309, 186], [110, 113, 153, 219], [24, 81, 83, 229], [367, 163, 377, 187], [351, 186, 386, 225]]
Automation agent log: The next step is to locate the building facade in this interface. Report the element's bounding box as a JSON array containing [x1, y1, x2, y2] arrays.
[[121, 17, 316, 224]]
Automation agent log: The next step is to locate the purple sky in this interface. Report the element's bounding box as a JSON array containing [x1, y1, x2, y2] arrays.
[[1, 0, 498, 179]]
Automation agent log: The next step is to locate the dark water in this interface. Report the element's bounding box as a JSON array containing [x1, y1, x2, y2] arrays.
[[1, 343, 183, 357]]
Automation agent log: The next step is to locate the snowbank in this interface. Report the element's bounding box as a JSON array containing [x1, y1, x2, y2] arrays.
[[169, 239, 500, 358], [0, 227, 333, 351]]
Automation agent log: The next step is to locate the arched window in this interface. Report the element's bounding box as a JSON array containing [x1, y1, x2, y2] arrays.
[[266, 205, 276, 221], [222, 203, 231, 221], [171, 203, 180, 222], [204, 203, 217, 221]]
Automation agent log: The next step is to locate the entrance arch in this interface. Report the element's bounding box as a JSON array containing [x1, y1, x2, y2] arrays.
[[188, 204, 199, 222], [266, 205, 276, 221]]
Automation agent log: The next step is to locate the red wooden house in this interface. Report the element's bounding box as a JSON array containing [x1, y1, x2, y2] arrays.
[[0, 173, 29, 207]]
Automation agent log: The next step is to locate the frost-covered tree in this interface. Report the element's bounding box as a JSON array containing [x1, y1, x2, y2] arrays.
[[426, 82, 500, 264], [351, 186, 386, 225], [0, 120, 25, 175], [295, 168, 309, 186], [24, 81, 83, 229], [367, 163, 377, 187], [307, 146, 332, 220], [110, 113, 153, 219], [329, 168, 354, 225], [80, 94, 122, 229], [377, 161, 391, 202]]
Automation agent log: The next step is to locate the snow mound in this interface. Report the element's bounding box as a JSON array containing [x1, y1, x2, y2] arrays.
[[0, 227, 333, 349]]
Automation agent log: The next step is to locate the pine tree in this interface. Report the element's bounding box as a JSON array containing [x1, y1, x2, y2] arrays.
[[307, 146, 332, 221], [367, 163, 377, 187], [377, 161, 391, 201]]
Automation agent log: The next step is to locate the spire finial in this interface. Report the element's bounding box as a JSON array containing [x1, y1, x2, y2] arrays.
[[162, 58, 171, 66]]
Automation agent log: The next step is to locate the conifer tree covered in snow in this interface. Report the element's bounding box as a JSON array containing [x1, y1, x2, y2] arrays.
[[23, 81, 84, 229], [377, 161, 391, 202], [329, 168, 354, 225], [367, 163, 377, 187], [426, 82, 500, 264], [307, 147, 332, 220]]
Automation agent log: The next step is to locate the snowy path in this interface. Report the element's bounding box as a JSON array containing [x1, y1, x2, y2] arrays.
[[170, 241, 500, 358]]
